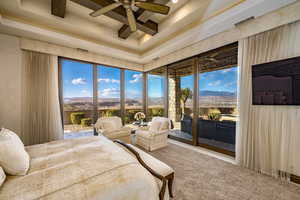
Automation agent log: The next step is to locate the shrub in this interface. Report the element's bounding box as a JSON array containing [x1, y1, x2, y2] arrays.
[[208, 110, 221, 121], [150, 108, 163, 117], [81, 118, 92, 127], [70, 112, 85, 125]]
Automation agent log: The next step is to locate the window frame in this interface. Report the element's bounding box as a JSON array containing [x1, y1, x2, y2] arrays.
[[58, 57, 145, 131]]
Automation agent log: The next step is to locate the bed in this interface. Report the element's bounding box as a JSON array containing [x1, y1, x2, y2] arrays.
[[0, 136, 171, 200]]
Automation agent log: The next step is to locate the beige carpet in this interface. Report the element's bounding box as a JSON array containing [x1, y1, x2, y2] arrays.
[[149, 143, 300, 200]]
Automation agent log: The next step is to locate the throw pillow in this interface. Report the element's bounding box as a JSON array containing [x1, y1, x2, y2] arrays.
[[0, 167, 5, 187], [0, 128, 30, 175]]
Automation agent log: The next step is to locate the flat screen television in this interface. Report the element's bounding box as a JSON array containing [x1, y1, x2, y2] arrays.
[[252, 56, 300, 105]]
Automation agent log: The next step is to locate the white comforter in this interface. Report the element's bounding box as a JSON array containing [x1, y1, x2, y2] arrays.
[[0, 136, 165, 200]]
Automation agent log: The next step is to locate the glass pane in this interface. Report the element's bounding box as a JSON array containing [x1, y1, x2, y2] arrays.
[[61, 59, 94, 135], [125, 70, 143, 124], [168, 61, 194, 142], [97, 65, 121, 117], [148, 67, 166, 120], [198, 67, 238, 153]]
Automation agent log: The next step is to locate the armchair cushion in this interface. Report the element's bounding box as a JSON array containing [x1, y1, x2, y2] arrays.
[[95, 116, 123, 131], [136, 130, 153, 139], [159, 120, 169, 132], [149, 120, 161, 132], [101, 121, 118, 131]]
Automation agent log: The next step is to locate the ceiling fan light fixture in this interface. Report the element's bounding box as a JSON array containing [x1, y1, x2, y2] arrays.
[[172, 0, 178, 3]]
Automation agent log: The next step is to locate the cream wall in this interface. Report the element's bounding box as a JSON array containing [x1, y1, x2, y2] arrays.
[[145, 1, 300, 70], [0, 33, 22, 134]]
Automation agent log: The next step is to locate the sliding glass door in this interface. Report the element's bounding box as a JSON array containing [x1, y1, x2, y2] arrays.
[[198, 67, 238, 153], [61, 59, 94, 135], [197, 43, 238, 155], [97, 65, 121, 118], [167, 59, 195, 143]]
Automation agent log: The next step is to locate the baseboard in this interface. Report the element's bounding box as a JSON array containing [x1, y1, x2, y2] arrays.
[[291, 174, 300, 185]]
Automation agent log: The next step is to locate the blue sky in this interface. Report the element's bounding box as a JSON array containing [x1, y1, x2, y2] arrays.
[[148, 74, 165, 98], [199, 67, 238, 93], [62, 59, 143, 99], [62, 59, 237, 98]]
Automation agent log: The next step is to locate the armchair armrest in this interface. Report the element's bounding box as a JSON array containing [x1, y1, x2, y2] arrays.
[[120, 126, 132, 133], [152, 130, 169, 136]]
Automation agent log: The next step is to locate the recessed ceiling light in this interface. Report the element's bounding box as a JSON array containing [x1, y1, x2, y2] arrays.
[[172, 0, 178, 3]]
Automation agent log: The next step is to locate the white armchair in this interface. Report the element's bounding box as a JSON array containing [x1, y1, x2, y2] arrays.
[[136, 117, 171, 151], [95, 116, 132, 144]]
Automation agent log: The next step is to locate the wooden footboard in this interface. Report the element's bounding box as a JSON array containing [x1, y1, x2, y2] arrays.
[[114, 140, 173, 200]]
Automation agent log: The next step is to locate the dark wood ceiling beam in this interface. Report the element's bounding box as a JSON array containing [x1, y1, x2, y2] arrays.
[[71, 0, 158, 36], [51, 0, 67, 18], [118, 0, 169, 39]]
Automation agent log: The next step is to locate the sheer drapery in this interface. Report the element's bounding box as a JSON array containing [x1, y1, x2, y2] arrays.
[[21, 50, 63, 145], [237, 21, 300, 179]]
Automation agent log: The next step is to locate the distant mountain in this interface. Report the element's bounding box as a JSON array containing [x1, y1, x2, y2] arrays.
[[200, 90, 236, 97]]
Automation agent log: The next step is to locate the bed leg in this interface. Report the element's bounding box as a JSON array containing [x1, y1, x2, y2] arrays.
[[159, 179, 167, 200], [167, 173, 174, 198]]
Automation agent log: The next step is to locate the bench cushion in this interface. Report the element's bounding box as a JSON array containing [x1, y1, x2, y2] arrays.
[[127, 144, 174, 177]]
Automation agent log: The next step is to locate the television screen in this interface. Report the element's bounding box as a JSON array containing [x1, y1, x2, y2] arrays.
[[252, 56, 300, 105]]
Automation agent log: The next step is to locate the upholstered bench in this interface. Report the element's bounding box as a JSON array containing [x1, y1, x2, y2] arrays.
[[114, 140, 175, 200]]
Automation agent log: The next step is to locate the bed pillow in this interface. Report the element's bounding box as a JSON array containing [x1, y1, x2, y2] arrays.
[[0, 128, 30, 175], [0, 128, 24, 148], [0, 167, 5, 187]]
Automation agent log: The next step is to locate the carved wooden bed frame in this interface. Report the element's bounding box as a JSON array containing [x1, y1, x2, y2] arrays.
[[114, 140, 174, 200]]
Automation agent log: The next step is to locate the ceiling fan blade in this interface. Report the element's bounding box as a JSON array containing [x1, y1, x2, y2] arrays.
[[135, 1, 170, 15], [90, 2, 122, 17], [210, 52, 219, 58], [126, 8, 137, 32]]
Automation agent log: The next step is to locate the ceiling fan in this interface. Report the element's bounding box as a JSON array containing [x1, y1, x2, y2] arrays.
[[89, 0, 170, 32]]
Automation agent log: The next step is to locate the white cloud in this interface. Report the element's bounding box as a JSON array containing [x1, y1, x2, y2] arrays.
[[81, 90, 88, 94], [149, 74, 161, 79], [224, 81, 236, 88], [130, 74, 143, 83], [72, 78, 86, 85], [111, 79, 120, 84], [208, 80, 221, 87], [98, 78, 120, 84], [221, 68, 232, 74], [99, 88, 120, 97]]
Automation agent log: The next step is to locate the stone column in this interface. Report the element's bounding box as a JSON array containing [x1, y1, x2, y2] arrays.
[[168, 77, 176, 123], [168, 75, 181, 123]]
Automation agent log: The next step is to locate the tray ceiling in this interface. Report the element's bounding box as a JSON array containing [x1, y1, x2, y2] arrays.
[[0, 0, 296, 64]]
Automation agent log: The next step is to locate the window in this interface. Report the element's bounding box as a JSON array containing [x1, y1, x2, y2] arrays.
[[61, 58, 144, 136], [125, 70, 143, 124], [148, 67, 166, 120], [97, 65, 121, 117], [61, 59, 94, 134]]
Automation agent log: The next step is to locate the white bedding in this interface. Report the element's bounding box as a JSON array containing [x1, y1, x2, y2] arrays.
[[0, 136, 167, 200]]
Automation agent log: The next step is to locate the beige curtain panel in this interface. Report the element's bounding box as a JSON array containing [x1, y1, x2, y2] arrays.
[[21, 50, 63, 145], [237, 21, 300, 179]]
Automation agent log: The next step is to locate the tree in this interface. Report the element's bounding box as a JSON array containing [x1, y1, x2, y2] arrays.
[[180, 88, 193, 114]]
